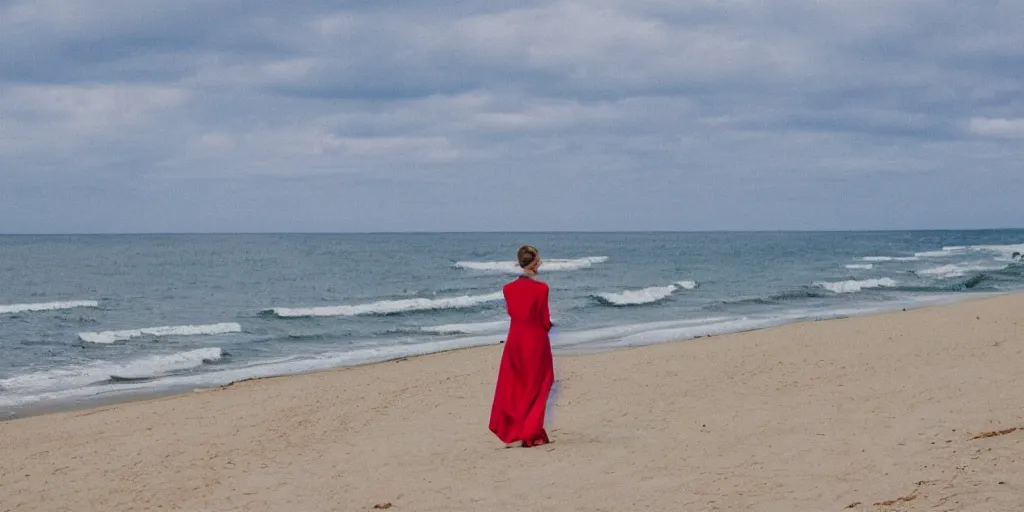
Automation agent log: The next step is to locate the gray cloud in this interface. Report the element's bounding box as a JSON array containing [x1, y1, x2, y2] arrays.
[[0, 0, 1021, 233]]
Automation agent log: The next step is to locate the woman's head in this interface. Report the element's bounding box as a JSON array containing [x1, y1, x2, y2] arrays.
[[517, 245, 541, 272]]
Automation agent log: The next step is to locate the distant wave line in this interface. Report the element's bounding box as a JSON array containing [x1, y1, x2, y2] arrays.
[[0, 300, 98, 315], [265, 292, 504, 318], [420, 321, 508, 335], [78, 323, 242, 344], [454, 256, 608, 273]]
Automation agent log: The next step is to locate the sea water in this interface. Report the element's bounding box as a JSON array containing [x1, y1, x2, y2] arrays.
[[1, 231, 1022, 413]]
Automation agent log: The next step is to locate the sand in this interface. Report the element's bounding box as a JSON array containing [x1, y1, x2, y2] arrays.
[[3, 294, 1024, 511]]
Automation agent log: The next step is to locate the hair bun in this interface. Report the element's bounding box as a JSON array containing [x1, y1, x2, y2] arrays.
[[517, 245, 539, 268]]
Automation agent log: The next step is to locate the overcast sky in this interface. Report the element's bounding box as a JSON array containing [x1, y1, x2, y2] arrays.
[[1, 0, 1021, 233]]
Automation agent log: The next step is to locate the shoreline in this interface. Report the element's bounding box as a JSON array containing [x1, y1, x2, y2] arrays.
[[3, 292, 1024, 510], [1, 290, 1004, 421], [0, 347, 491, 422]]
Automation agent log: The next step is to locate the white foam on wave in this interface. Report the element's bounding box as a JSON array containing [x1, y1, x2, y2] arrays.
[[942, 243, 1024, 260], [862, 256, 919, 262], [874, 243, 1024, 264], [454, 256, 608, 273], [0, 300, 98, 315], [267, 292, 503, 318], [421, 320, 508, 335], [596, 280, 698, 306], [0, 336, 502, 408], [916, 263, 1009, 280], [551, 317, 731, 348], [0, 348, 223, 397], [572, 317, 798, 351], [845, 264, 874, 270], [560, 293, 978, 353], [814, 278, 898, 294], [148, 336, 502, 387], [915, 250, 957, 258], [78, 322, 242, 344], [597, 285, 676, 306]]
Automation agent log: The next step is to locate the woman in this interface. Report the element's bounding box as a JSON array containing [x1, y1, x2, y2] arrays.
[[489, 245, 555, 447]]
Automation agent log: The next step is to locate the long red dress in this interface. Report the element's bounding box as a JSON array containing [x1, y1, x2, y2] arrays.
[[489, 275, 554, 446]]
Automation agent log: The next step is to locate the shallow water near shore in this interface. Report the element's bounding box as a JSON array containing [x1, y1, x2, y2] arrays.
[[2, 230, 1023, 412]]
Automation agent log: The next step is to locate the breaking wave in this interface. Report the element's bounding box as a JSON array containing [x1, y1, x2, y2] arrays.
[[718, 289, 828, 306], [0, 300, 98, 315], [0, 338, 501, 408], [421, 321, 508, 335], [954, 274, 989, 290], [814, 278, 898, 294], [941, 243, 1024, 261], [861, 256, 919, 262], [78, 322, 242, 344], [0, 348, 224, 395], [595, 281, 698, 306], [862, 243, 1024, 268], [914, 250, 955, 258], [559, 295, 972, 353], [915, 263, 1009, 280], [845, 264, 874, 270], [454, 256, 608, 273], [264, 292, 503, 318]]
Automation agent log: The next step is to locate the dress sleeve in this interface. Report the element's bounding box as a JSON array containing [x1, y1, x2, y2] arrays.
[[540, 283, 553, 332]]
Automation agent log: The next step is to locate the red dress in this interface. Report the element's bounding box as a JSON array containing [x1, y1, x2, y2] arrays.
[[489, 276, 554, 446]]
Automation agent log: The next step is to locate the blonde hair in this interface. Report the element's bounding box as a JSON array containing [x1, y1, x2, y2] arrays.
[[517, 245, 539, 269]]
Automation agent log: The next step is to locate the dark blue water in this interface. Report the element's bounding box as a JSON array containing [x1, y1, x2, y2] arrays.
[[2, 231, 1022, 412]]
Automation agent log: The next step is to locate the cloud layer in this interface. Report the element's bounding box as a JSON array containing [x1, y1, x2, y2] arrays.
[[1, 0, 1021, 232]]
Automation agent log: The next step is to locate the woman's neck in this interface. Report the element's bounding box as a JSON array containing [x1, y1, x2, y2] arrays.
[[521, 269, 538, 278]]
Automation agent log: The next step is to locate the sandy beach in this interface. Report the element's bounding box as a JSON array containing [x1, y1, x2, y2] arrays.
[[2, 293, 1024, 511]]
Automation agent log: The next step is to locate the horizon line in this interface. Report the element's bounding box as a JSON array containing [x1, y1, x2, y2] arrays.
[[1, 227, 1023, 236]]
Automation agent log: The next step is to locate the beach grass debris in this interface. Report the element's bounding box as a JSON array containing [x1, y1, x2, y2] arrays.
[[872, 494, 916, 506], [373, 503, 393, 509], [971, 427, 1018, 440], [870, 480, 937, 508]]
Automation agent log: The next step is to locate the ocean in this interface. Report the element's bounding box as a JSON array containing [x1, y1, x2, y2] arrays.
[[2, 231, 1023, 415]]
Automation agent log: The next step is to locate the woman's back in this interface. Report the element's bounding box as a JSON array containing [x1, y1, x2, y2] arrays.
[[503, 277, 551, 333]]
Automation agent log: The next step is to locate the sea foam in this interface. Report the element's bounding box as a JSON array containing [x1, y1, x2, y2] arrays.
[[77, 322, 242, 344], [454, 256, 608, 273], [595, 281, 698, 306], [0, 300, 98, 315], [890, 243, 1024, 263], [916, 263, 1008, 280], [943, 243, 1024, 260], [845, 264, 874, 270], [915, 250, 957, 258], [550, 317, 731, 349], [814, 278, 898, 294], [558, 296, 969, 353], [0, 348, 224, 395], [266, 292, 503, 318], [421, 320, 508, 335], [861, 256, 919, 262], [0, 337, 502, 408]]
